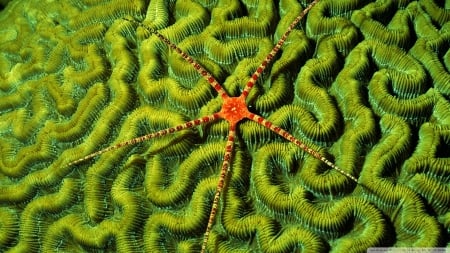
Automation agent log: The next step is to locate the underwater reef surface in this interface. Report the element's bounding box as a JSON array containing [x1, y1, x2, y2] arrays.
[[0, 0, 449, 252]]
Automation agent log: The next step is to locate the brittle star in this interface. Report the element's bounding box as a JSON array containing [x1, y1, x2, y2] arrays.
[[68, 0, 359, 251]]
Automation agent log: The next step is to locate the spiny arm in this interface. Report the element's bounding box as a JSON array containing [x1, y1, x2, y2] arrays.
[[123, 18, 229, 99], [248, 113, 359, 183], [241, 0, 320, 99], [67, 114, 220, 167], [201, 126, 236, 253]]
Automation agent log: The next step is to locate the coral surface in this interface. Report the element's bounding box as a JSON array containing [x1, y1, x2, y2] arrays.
[[0, 0, 449, 252]]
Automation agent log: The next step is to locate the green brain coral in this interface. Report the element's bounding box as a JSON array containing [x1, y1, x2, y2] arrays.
[[0, 0, 449, 252]]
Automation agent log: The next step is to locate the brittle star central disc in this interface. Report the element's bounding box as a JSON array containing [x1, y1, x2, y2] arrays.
[[219, 95, 250, 126]]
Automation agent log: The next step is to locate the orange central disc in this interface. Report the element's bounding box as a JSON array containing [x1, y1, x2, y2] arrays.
[[219, 95, 251, 126]]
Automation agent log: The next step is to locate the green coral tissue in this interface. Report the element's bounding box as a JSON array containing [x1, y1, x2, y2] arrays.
[[0, 0, 449, 252]]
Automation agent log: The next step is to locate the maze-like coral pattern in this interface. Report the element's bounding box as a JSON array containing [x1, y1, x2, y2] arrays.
[[0, 0, 449, 252]]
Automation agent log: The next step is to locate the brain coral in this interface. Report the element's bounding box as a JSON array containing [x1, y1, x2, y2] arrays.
[[0, 0, 449, 252]]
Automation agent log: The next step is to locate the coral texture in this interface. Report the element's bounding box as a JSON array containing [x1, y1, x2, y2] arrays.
[[0, 0, 449, 252]]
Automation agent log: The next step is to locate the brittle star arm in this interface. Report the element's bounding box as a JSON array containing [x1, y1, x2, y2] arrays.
[[248, 113, 359, 183], [67, 113, 220, 167], [241, 0, 320, 99], [123, 18, 229, 99], [201, 126, 236, 253]]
